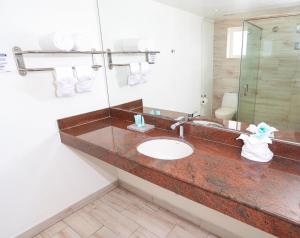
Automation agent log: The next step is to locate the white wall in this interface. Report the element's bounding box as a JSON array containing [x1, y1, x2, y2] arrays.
[[98, 0, 210, 114], [0, 1, 117, 237]]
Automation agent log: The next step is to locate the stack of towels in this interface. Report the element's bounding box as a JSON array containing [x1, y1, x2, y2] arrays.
[[53, 66, 95, 97], [128, 62, 150, 86], [39, 32, 93, 51]]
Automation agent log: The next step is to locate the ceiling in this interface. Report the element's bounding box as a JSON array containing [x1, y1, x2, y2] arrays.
[[153, 0, 300, 18]]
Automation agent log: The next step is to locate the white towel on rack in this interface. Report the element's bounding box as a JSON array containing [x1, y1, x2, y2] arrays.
[[128, 63, 141, 86], [121, 38, 154, 51], [129, 62, 140, 74], [128, 74, 142, 86], [74, 66, 95, 93], [39, 32, 74, 51], [140, 62, 150, 83], [53, 67, 76, 97]]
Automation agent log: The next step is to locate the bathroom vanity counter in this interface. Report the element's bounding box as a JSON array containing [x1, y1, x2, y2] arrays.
[[58, 113, 300, 238]]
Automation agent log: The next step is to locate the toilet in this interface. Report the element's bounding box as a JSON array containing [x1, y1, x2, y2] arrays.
[[215, 93, 238, 120]]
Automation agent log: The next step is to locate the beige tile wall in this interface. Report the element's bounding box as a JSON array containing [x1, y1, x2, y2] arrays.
[[213, 8, 300, 131], [213, 19, 243, 113], [252, 15, 300, 130]]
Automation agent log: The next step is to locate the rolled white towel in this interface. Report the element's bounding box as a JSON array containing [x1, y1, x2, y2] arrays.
[[122, 38, 154, 51], [39, 32, 74, 51], [53, 67, 76, 97], [73, 34, 92, 51]]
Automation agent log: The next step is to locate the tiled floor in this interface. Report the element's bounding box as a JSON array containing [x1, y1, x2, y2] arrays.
[[34, 187, 219, 238]]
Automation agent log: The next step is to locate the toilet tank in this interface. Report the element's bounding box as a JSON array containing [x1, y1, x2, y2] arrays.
[[222, 93, 238, 109]]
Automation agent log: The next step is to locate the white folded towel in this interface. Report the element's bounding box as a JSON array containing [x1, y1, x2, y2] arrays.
[[76, 80, 94, 93], [74, 66, 95, 93], [128, 63, 141, 86], [128, 74, 142, 86], [140, 62, 150, 83], [39, 32, 74, 51], [129, 63, 140, 74], [127, 62, 150, 86], [53, 67, 76, 97]]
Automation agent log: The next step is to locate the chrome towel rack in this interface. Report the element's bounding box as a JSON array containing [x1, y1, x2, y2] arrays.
[[13, 47, 105, 76], [13, 46, 160, 75], [107, 49, 160, 70]]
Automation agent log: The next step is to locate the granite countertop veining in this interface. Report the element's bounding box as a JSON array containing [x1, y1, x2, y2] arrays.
[[59, 116, 300, 238]]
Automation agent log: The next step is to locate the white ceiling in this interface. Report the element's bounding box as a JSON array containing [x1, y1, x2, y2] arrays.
[[153, 0, 300, 18]]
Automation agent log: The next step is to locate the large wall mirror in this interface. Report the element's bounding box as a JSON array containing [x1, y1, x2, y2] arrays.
[[96, 0, 300, 144]]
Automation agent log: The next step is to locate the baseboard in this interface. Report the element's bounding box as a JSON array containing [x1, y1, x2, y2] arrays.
[[16, 181, 118, 238]]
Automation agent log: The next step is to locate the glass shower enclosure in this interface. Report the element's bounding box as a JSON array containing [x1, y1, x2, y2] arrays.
[[238, 15, 300, 131], [238, 21, 262, 124]]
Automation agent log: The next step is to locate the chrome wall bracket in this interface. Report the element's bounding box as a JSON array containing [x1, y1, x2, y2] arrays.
[[13, 47, 27, 76]]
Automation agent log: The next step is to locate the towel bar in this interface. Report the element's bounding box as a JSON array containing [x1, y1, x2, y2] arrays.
[[107, 49, 159, 70], [17, 65, 102, 74], [13, 46, 160, 75], [13, 46, 103, 76]]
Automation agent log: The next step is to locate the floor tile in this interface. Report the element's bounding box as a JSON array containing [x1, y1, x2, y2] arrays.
[[33, 235, 44, 238], [88, 201, 139, 237], [122, 204, 174, 238], [41, 221, 80, 238], [90, 226, 119, 238], [176, 219, 209, 238], [100, 187, 159, 213], [35, 187, 217, 238], [129, 227, 160, 238], [166, 225, 197, 238], [63, 209, 103, 238]]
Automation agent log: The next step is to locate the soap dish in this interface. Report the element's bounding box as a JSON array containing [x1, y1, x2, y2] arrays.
[[127, 124, 155, 133]]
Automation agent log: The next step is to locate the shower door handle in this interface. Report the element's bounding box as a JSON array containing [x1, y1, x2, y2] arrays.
[[243, 84, 249, 96]]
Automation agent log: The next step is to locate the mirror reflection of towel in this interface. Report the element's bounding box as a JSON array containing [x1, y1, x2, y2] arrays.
[[74, 66, 95, 93], [127, 62, 150, 86]]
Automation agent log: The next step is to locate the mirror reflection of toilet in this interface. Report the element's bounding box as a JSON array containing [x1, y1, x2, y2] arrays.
[[215, 93, 238, 120]]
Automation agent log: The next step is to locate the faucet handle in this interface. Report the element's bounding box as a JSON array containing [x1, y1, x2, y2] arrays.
[[188, 111, 199, 121]]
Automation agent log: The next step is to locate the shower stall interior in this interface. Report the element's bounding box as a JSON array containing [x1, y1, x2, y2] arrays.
[[238, 14, 300, 131]]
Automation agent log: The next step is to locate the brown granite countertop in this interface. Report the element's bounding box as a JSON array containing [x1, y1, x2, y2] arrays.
[[59, 116, 300, 237]]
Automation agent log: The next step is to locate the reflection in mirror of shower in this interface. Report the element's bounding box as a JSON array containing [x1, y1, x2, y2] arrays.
[[238, 15, 300, 131]]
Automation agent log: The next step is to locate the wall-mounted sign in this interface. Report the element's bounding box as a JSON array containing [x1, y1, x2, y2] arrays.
[[0, 52, 11, 73]]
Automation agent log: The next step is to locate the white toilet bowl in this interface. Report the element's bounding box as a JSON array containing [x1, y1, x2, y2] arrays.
[[215, 93, 238, 120]]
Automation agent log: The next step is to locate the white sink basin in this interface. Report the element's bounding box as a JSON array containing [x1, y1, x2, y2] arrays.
[[137, 138, 193, 160], [193, 120, 224, 128]]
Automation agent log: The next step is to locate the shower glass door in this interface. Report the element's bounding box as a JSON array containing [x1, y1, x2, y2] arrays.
[[238, 21, 262, 123]]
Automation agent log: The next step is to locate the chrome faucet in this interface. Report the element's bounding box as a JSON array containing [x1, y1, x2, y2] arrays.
[[170, 119, 185, 138], [171, 112, 200, 138], [187, 111, 200, 121]]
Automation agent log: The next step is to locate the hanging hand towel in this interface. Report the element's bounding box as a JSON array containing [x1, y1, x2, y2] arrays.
[[74, 66, 95, 93], [53, 67, 76, 97], [140, 62, 150, 83], [128, 63, 141, 86]]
